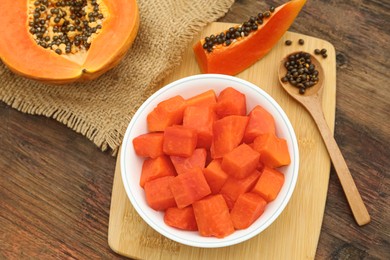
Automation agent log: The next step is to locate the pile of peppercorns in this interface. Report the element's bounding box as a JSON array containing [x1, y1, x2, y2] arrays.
[[28, 0, 105, 55], [202, 6, 275, 53], [281, 52, 319, 95]]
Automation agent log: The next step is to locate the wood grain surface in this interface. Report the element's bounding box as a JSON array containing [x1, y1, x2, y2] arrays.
[[0, 0, 389, 259]]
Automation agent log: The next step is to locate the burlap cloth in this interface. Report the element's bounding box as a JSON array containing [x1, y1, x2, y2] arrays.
[[0, 0, 234, 155]]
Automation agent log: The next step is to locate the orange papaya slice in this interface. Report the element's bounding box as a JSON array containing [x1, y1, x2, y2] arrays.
[[193, 0, 306, 75], [0, 0, 139, 84]]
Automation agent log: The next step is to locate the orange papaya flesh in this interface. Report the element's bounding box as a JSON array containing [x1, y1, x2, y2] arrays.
[[252, 132, 291, 168], [140, 155, 176, 188], [214, 87, 247, 118], [132, 133, 164, 158], [144, 176, 177, 211], [243, 105, 276, 143], [252, 167, 285, 202], [193, 0, 306, 75], [170, 148, 207, 175], [219, 170, 261, 210], [230, 192, 267, 230], [147, 95, 187, 132], [221, 143, 260, 179], [185, 89, 217, 108], [183, 105, 215, 149], [164, 206, 198, 231], [192, 194, 234, 238], [0, 0, 140, 84], [210, 115, 249, 159], [203, 159, 229, 194], [169, 168, 211, 208], [163, 125, 198, 157]]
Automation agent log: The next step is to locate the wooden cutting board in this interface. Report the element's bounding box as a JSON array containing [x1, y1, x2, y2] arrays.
[[108, 22, 336, 259]]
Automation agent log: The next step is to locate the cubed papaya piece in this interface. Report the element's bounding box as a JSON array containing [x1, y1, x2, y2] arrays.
[[192, 194, 234, 238], [170, 148, 207, 175], [219, 170, 261, 210], [252, 133, 291, 168], [163, 125, 197, 157], [185, 89, 217, 108], [215, 87, 246, 118], [147, 95, 187, 132], [243, 105, 276, 143], [144, 176, 177, 211], [169, 168, 211, 208], [133, 132, 164, 158], [230, 192, 267, 230], [221, 143, 260, 179], [164, 206, 198, 231], [210, 115, 249, 159], [203, 159, 229, 194], [183, 106, 215, 148], [140, 155, 176, 188], [252, 167, 285, 202]]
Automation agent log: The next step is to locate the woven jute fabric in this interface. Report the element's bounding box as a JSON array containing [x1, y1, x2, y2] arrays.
[[0, 0, 234, 155]]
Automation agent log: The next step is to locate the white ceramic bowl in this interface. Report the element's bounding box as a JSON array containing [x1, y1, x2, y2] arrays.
[[121, 74, 299, 248]]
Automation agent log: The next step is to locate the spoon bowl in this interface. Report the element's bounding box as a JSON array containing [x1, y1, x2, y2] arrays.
[[278, 52, 371, 226], [278, 51, 324, 98]]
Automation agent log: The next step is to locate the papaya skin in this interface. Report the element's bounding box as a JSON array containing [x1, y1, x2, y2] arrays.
[[193, 0, 306, 76], [0, 0, 140, 84]]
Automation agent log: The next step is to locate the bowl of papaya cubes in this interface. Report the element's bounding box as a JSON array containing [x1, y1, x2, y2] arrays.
[[121, 74, 299, 248]]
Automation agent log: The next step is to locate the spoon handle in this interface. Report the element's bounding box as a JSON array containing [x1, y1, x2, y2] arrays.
[[303, 97, 371, 226]]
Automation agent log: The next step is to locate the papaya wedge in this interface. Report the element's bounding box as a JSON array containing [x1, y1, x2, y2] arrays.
[[0, 0, 139, 84], [193, 0, 306, 75]]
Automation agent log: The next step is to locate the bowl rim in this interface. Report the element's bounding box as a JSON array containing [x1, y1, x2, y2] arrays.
[[120, 74, 299, 248]]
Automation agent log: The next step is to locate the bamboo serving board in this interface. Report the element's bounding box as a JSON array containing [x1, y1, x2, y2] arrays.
[[108, 23, 336, 260]]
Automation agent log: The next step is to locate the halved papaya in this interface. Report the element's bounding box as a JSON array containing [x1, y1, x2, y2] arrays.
[[0, 0, 140, 84], [193, 0, 306, 75]]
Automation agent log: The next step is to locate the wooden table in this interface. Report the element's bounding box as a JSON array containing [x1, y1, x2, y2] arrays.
[[1, 0, 388, 259]]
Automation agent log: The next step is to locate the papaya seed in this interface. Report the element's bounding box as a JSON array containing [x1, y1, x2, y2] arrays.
[[28, 0, 108, 55], [281, 52, 320, 95], [202, 7, 274, 52]]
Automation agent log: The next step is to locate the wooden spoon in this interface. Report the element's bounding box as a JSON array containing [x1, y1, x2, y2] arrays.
[[278, 52, 371, 226]]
